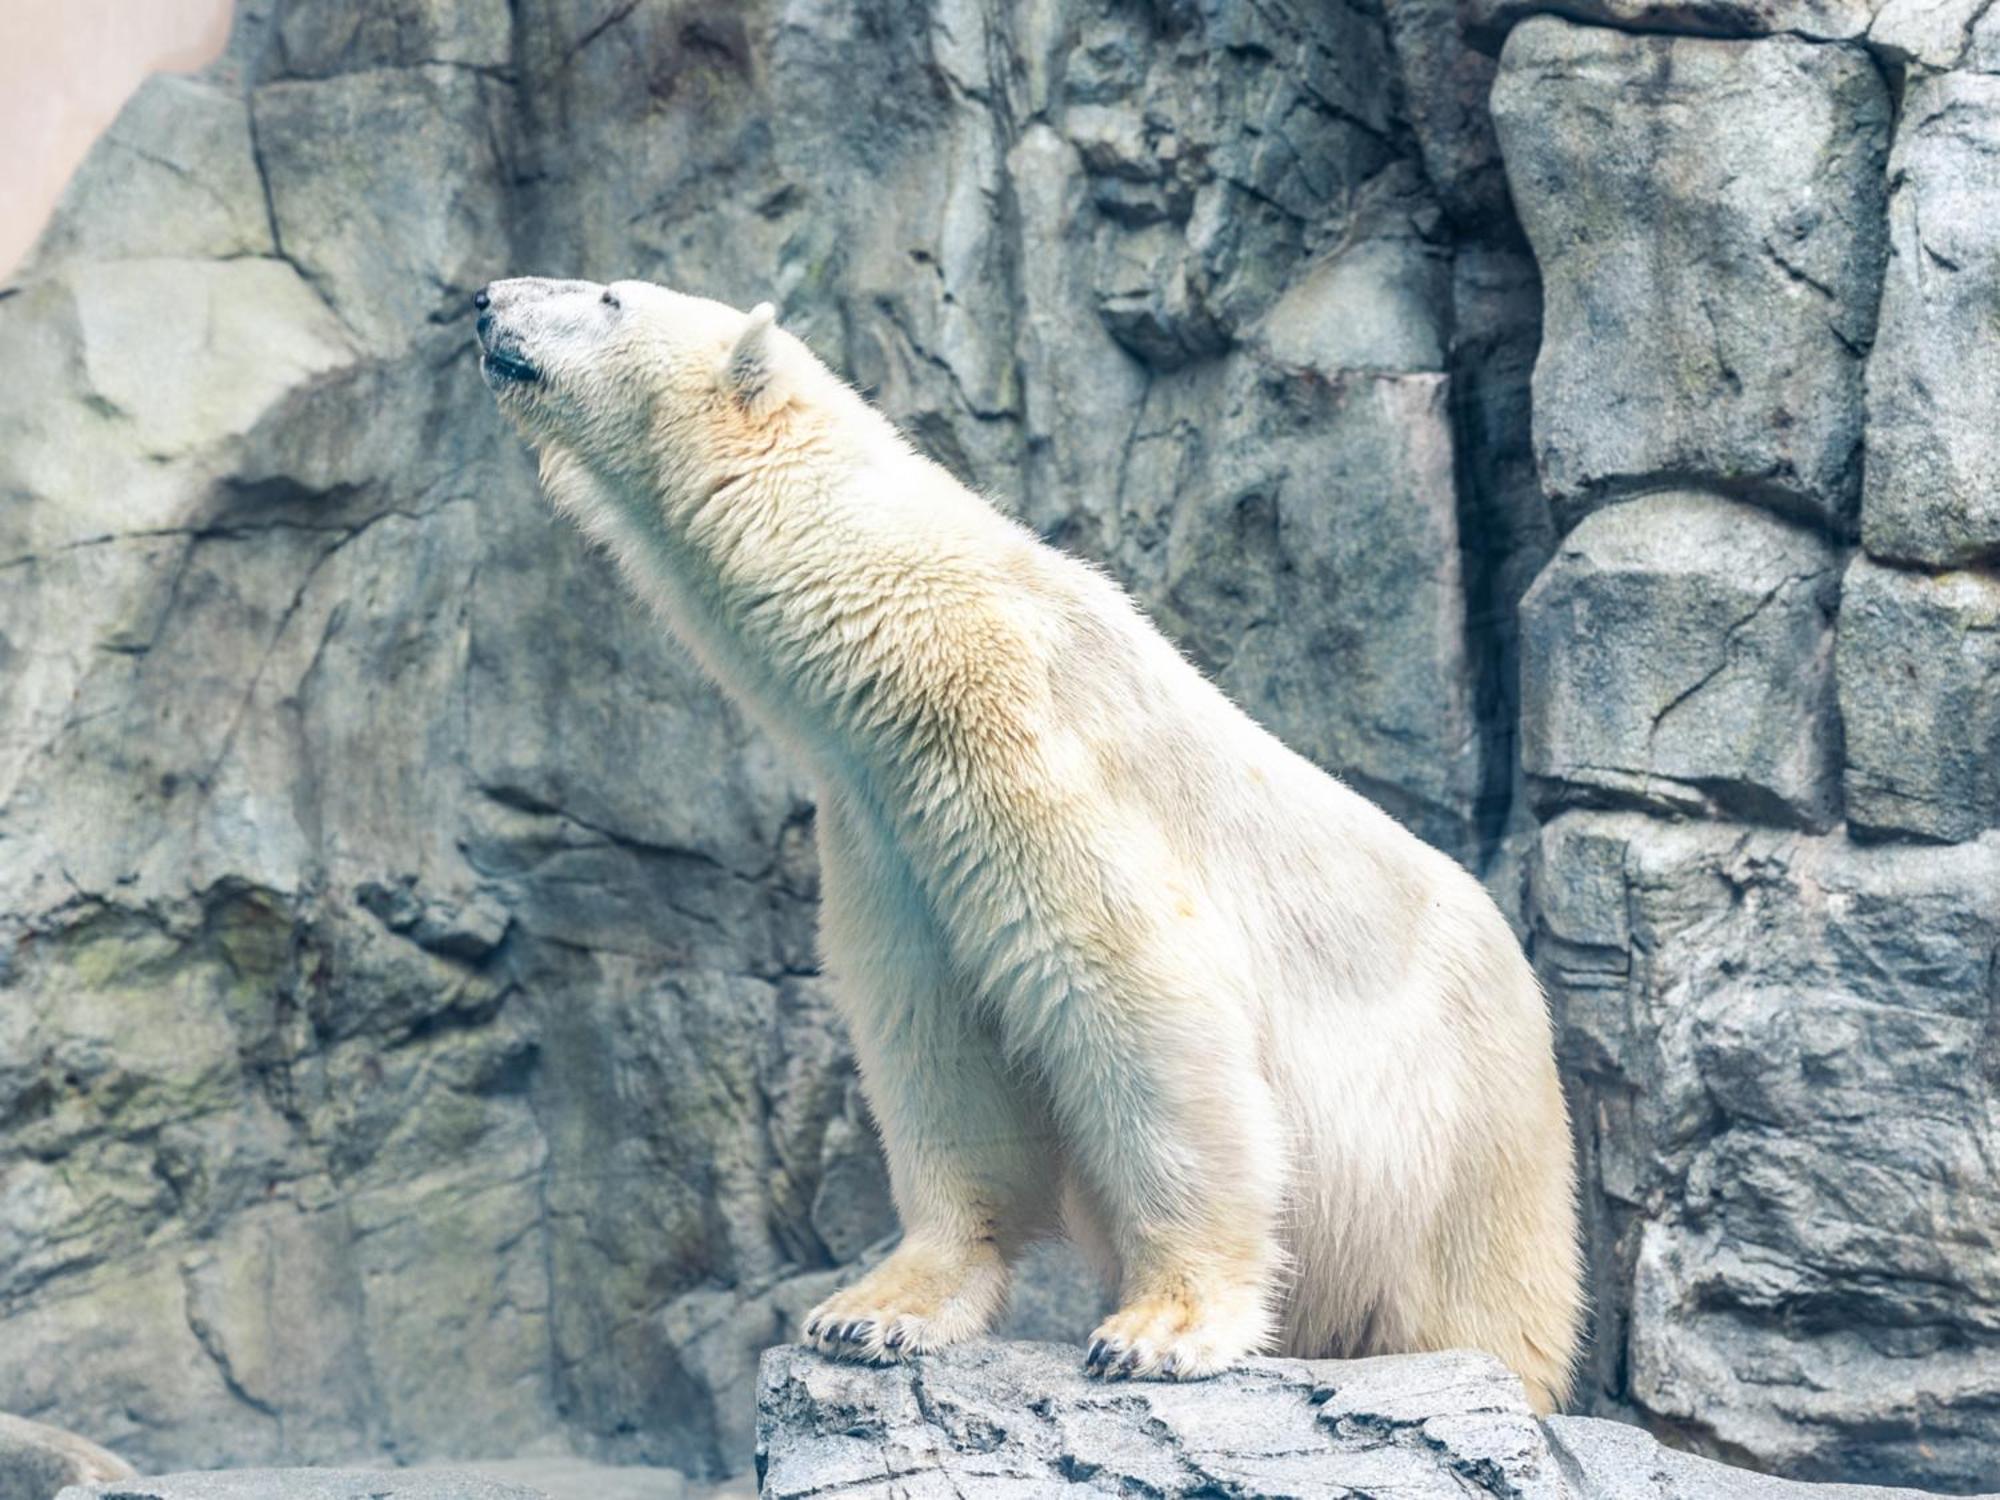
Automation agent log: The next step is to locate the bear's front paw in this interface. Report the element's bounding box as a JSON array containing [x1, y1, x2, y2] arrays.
[[802, 1242, 1006, 1364], [1083, 1285, 1269, 1381]]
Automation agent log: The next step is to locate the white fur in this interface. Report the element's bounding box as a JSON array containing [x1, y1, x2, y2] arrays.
[[479, 276, 1584, 1408]]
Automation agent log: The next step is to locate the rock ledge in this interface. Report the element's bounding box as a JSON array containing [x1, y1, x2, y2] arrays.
[[755, 1342, 1996, 1499]]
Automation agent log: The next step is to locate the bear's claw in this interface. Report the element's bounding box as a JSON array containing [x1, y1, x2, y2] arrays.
[[1081, 1288, 1264, 1381], [1083, 1334, 1172, 1380], [1083, 1336, 1149, 1379], [802, 1243, 1007, 1364], [805, 1315, 889, 1362]]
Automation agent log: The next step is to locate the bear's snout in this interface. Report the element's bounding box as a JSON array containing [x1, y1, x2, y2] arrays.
[[474, 282, 542, 389], [474, 277, 612, 393]]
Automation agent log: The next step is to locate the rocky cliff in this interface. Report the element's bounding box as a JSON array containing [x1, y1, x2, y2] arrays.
[[0, 0, 1993, 1491]]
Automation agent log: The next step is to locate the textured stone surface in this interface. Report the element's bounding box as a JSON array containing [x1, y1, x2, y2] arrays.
[[272, 0, 513, 75], [1519, 494, 1841, 829], [1491, 19, 1888, 529], [1542, 1416, 2000, 1500], [756, 1343, 1564, 1500], [1141, 361, 1484, 853], [1837, 557, 2000, 844], [1868, 0, 2000, 70], [406, 1459, 688, 1500], [253, 65, 511, 355], [1381, 0, 1512, 229], [1465, 0, 1875, 49], [1488, 3, 2000, 1491], [15, 74, 271, 275], [0, 1413, 136, 1500], [57, 1473, 546, 1500], [1532, 813, 2000, 1490], [1863, 72, 2000, 569]]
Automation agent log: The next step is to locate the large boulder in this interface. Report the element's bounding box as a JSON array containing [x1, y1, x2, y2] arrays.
[[0, 1413, 135, 1500], [1490, 19, 1888, 530], [1837, 557, 2000, 843], [55, 1474, 544, 1500], [1490, 5, 1998, 1493], [1862, 72, 2000, 570], [1531, 814, 2000, 1488], [756, 1343, 1565, 1500], [1518, 493, 1841, 829]]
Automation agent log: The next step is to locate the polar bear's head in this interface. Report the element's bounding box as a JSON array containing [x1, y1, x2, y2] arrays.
[[473, 276, 805, 507]]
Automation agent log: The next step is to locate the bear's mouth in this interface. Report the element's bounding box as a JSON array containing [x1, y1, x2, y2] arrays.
[[481, 348, 540, 387]]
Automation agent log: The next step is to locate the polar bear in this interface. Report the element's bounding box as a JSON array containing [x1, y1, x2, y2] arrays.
[[475, 276, 1583, 1410]]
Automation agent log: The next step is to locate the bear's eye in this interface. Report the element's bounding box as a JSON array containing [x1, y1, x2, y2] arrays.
[[601, 289, 619, 309]]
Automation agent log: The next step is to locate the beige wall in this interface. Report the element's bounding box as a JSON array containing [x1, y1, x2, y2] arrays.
[[0, 0, 235, 280]]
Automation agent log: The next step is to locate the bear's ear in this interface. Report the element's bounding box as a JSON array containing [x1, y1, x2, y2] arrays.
[[721, 302, 790, 419]]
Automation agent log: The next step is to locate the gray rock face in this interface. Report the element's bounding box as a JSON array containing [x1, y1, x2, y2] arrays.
[[1519, 493, 1841, 829], [1381, 0, 1512, 229], [1863, 72, 2000, 569], [0, 1413, 135, 1500], [272, 0, 512, 76], [1142, 361, 1484, 853], [1464, 0, 1875, 49], [1532, 814, 2000, 1490], [15, 74, 270, 274], [1838, 557, 2000, 843], [1868, 0, 2000, 70], [410, 1461, 689, 1500], [1491, 6, 2000, 1483], [1542, 1416, 2000, 1500], [1490, 19, 1889, 530], [756, 1343, 1565, 1500], [54, 1463, 703, 1500], [57, 1474, 546, 1500]]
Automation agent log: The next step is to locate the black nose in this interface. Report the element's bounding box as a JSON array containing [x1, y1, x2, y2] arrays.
[[474, 288, 491, 311]]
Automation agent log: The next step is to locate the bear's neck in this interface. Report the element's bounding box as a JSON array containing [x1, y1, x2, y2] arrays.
[[560, 431, 1033, 807]]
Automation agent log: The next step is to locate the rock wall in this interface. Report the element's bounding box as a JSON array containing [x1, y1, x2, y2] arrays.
[[0, 0, 1992, 1491], [1489, 9, 2000, 1491]]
